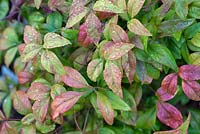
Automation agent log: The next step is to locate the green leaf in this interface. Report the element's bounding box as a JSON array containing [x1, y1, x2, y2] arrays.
[[34, 0, 42, 9], [4, 47, 18, 67], [43, 33, 71, 49], [103, 90, 131, 111], [35, 120, 55, 133], [148, 44, 178, 72], [127, 0, 145, 18], [188, 6, 200, 19], [191, 33, 200, 47], [3, 27, 19, 43], [46, 12, 63, 29], [21, 113, 35, 125], [3, 95, 12, 118], [20, 125, 36, 134], [41, 50, 65, 75], [96, 91, 114, 125], [175, 0, 188, 19], [0, 0, 9, 20], [184, 23, 200, 39], [87, 59, 104, 82], [127, 19, 152, 36], [21, 43, 42, 62], [93, 0, 124, 13], [99, 127, 115, 134], [50, 84, 66, 100]]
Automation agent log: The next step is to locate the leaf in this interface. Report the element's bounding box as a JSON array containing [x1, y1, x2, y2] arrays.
[[148, 44, 178, 72], [51, 91, 83, 119], [17, 71, 33, 84], [103, 61, 122, 98], [0, 0, 9, 20], [122, 52, 136, 84], [101, 41, 135, 60], [87, 59, 104, 82], [21, 43, 42, 62], [103, 90, 131, 111], [35, 120, 55, 133], [3, 27, 18, 43], [32, 98, 49, 122], [191, 33, 200, 47], [175, 0, 188, 19], [189, 52, 200, 65], [93, 0, 124, 13], [161, 73, 178, 96], [156, 102, 183, 129], [127, 19, 152, 36], [78, 23, 93, 47], [127, 0, 145, 18], [34, 0, 42, 9], [47, 12, 63, 29], [61, 66, 89, 88], [20, 125, 36, 134], [85, 12, 102, 44], [13, 90, 32, 115], [99, 127, 115, 134], [66, 0, 88, 28], [4, 47, 18, 67], [153, 130, 180, 134], [3, 95, 12, 118], [23, 25, 41, 44], [188, 6, 200, 19], [156, 87, 176, 101], [109, 24, 129, 43], [182, 80, 200, 101], [178, 65, 200, 81], [21, 113, 35, 125], [27, 82, 50, 101], [43, 33, 71, 49], [41, 50, 65, 75], [50, 84, 66, 100], [96, 91, 114, 125]]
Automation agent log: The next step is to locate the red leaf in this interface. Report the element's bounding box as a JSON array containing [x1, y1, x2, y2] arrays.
[[27, 82, 50, 101], [182, 80, 200, 101], [17, 71, 33, 84], [97, 11, 115, 20], [156, 102, 183, 129], [179, 65, 200, 81], [122, 52, 136, 84], [109, 23, 129, 43], [18, 43, 26, 55], [156, 87, 175, 101], [161, 73, 178, 96], [51, 91, 83, 119], [23, 25, 41, 44], [61, 66, 89, 88], [78, 23, 93, 47], [103, 61, 123, 98]]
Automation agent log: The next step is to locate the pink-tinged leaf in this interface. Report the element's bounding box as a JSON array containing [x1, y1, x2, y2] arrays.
[[109, 23, 129, 43], [122, 52, 136, 84], [51, 91, 83, 119], [103, 61, 123, 98], [27, 82, 50, 101], [78, 23, 93, 47], [13, 90, 32, 115], [23, 25, 41, 44], [156, 102, 183, 129], [182, 80, 200, 101], [179, 65, 200, 81], [61, 66, 89, 88], [18, 43, 26, 55], [127, 19, 152, 36], [96, 92, 114, 125], [17, 71, 33, 84], [156, 87, 175, 101], [0, 122, 18, 134], [32, 98, 49, 122], [85, 12, 102, 44], [48, 0, 70, 13], [97, 11, 115, 20], [153, 130, 180, 134], [101, 41, 135, 60], [161, 73, 178, 96], [127, 0, 145, 17], [66, 0, 88, 28]]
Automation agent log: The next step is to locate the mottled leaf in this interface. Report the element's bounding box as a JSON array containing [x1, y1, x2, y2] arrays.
[[23, 25, 41, 44], [66, 0, 88, 28], [35, 120, 55, 133], [20, 125, 36, 134], [96, 91, 114, 125], [21, 43, 42, 62], [103, 61, 122, 98], [191, 33, 200, 47], [3, 95, 12, 118], [41, 50, 65, 75], [43, 33, 71, 49], [51, 91, 83, 119], [78, 23, 93, 47], [178, 65, 200, 81], [13, 90, 32, 115], [109, 23, 128, 43], [127, 19, 152, 36], [21, 113, 35, 125], [4, 47, 18, 67], [101, 41, 134, 60], [93, 0, 124, 13], [182, 80, 200, 101], [175, 0, 188, 19], [156, 87, 175, 101], [61, 66, 89, 88], [17, 71, 33, 84], [50, 84, 66, 100], [156, 102, 183, 129], [127, 0, 145, 18], [87, 59, 104, 82]]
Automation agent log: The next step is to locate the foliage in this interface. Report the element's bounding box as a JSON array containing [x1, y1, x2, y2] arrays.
[[0, 0, 200, 133]]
